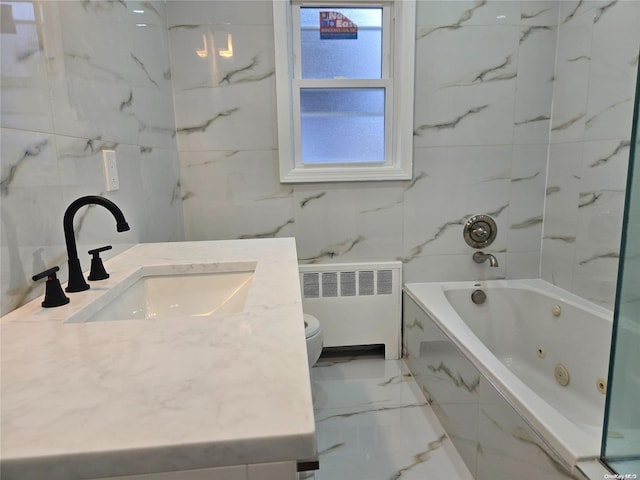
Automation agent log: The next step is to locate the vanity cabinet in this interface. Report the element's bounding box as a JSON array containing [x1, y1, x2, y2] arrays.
[[95, 461, 297, 480]]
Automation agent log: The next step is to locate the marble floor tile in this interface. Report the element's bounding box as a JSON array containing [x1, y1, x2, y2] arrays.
[[308, 356, 474, 480]]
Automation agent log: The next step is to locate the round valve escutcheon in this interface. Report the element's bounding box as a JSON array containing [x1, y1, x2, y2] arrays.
[[463, 214, 498, 249]]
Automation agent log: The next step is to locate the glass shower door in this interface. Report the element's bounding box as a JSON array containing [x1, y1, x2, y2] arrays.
[[602, 61, 640, 475]]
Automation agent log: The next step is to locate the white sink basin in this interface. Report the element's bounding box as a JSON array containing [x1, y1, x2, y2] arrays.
[[67, 264, 255, 323]]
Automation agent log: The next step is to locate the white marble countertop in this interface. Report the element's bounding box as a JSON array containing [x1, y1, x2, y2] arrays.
[[1, 239, 316, 480]]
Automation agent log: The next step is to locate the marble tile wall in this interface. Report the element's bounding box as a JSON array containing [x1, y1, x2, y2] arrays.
[[1, 1, 183, 315], [172, 0, 558, 285], [167, 1, 292, 242], [541, 1, 640, 307], [4, 0, 638, 315]]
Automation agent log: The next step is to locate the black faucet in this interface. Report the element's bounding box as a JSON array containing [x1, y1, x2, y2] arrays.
[[64, 195, 130, 292]]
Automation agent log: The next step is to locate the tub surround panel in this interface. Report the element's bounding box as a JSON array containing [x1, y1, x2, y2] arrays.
[[405, 0, 556, 281], [541, 142, 581, 290], [570, 0, 640, 133], [402, 146, 515, 281], [0, 239, 315, 480], [507, 145, 548, 256], [403, 294, 481, 475], [513, 21, 558, 145], [476, 382, 586, 480], [0, 1, 182, 316], [548, 23, 592, 146], [403, 146, 511, 258], [504, 252, 543, 283], [541, 0, 640, 307], [403, 292, 585, 480], [402, 253, 507, 285]]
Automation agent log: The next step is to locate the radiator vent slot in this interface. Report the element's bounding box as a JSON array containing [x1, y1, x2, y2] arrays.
[[340, 272, 356, 296], [359, 271, 374, 296], [322, 272, 338, 297], [378, 270, 393, 295], [301, 267, 395, 298], [303, 273, 319, 298]]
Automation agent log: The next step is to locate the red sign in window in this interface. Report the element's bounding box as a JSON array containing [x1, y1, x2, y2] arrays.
[[319, 11, 358, 40]]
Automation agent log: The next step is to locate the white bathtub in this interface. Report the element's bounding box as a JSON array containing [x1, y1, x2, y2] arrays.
[[403, 279, 612, 477]]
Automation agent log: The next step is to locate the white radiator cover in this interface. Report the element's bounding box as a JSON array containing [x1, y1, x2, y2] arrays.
[[299, 261, 402, 359]]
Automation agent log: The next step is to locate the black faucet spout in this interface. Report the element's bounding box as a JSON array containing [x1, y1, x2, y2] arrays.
[[64, 195, 130, 292]]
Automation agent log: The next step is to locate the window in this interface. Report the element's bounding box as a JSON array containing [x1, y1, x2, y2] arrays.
[[273, 0, 415, 183]]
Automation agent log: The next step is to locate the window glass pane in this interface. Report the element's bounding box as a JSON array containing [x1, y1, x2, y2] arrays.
[[300, 88, 385, 164], [300, 7, 382, 79]]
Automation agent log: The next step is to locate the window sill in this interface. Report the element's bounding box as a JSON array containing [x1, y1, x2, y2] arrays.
[[279, 164, 412, 183]]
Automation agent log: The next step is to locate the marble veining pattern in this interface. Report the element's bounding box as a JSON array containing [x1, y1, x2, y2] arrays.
[[541, 0, 640, 307], [1, 239, 315, 479], [170, 0, 565, 285], [165, 0, 636, 298], [1, 1, 182, 316], [308, 356, 473, 480], [3, 0, 639, 316]]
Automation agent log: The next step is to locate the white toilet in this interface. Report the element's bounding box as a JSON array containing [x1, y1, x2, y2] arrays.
[[304, 313, 323, 368]]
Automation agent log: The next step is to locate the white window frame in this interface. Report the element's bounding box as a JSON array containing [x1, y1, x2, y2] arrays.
[[273, 0, 415, 183]]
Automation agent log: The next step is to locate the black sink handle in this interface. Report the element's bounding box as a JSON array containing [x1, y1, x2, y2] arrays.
[[88, 245, 113, 256], [32, 266, 70, 308], [87, 245, 112, 281], [32, 266, 61, 282]]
